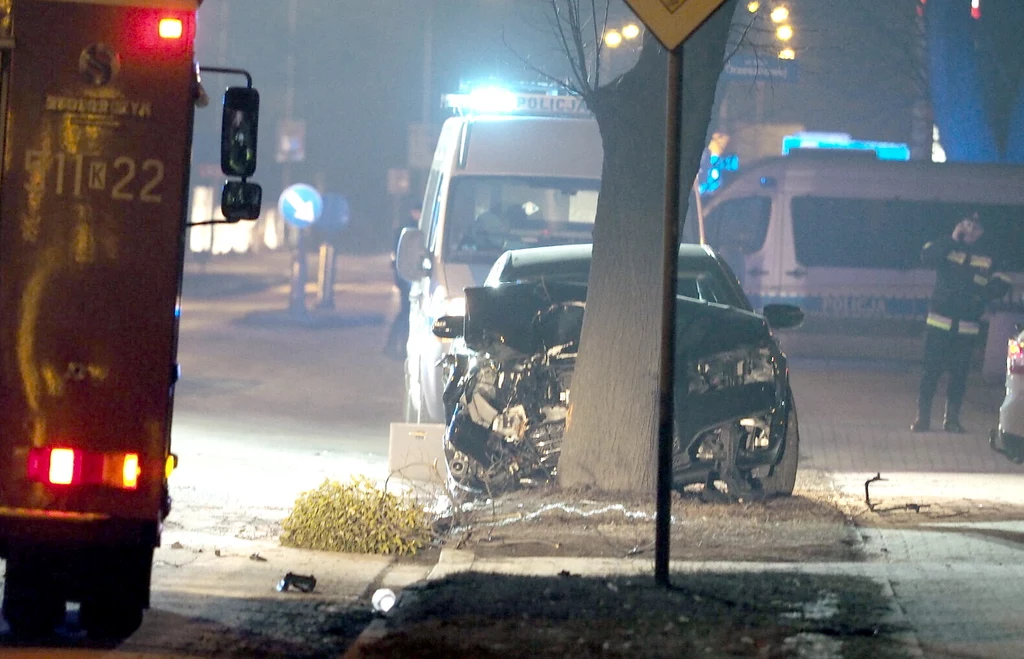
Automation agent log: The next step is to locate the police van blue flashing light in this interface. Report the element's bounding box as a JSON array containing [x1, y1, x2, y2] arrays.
[[443, 81, 591, 118], [781, 132, 910, 161], [699, 153, 740, 195]]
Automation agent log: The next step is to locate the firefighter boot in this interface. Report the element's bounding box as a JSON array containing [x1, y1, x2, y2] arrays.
[[943, 403, 966, 434], [911, 403, 931, 432]]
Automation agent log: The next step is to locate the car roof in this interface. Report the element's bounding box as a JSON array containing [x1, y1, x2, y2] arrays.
[[498, 243, 718, 282]]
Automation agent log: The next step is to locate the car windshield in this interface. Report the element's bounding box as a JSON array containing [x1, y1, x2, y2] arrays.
[[491, 249, 750, 310], [677, 264, 749, 309], [445, 176, 599, 263]]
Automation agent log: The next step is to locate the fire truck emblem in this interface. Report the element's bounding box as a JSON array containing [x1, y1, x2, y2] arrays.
[[79, 43, 121, 86]]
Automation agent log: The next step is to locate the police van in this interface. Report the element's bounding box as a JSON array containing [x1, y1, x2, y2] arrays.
[[690, 142, 1024, 360], [395, 85, 602, 422]]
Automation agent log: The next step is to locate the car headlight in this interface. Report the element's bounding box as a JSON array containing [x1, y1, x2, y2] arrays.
[[444, 295, 467, 317], [689, 346, 774, 394], [429, 286, 466, 324]]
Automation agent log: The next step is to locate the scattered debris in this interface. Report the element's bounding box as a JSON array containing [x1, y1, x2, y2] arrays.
[[215, 549, 222, 557], [864, 472, 931, 513], [170, 541, 184, 549], [277, 572, 317, 593], [864, 473, 886, 511], [249, 552, 267, 562], [372, 588, 396, 613]]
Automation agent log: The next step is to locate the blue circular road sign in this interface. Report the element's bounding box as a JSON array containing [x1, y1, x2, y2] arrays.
[[278, 183, 324, 228]]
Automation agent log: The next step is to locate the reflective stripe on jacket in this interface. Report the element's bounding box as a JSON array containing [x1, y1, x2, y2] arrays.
[[926, 312, 980, 335], [921, 236, 1010, 329]]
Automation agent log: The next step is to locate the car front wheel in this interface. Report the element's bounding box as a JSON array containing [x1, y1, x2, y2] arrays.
[[760, 400, 799, 497]]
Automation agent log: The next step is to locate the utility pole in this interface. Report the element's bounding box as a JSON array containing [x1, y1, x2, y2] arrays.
[[285, 0, 308, 319], [422, 0, 434, 126]]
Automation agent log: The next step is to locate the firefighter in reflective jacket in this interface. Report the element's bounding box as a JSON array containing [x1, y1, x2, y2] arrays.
[[913, 212, 1011, 433]]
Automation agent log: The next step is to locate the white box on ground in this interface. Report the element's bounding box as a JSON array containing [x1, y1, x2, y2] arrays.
[[387, 423, 446, 483]]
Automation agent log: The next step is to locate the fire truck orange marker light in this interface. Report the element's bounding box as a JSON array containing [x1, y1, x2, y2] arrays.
[[49, 448, 77, 485], [159, 18, 183, 39], [123, 453, 141, 489]]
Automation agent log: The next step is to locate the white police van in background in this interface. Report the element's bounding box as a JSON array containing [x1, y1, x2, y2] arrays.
[[394, 84, 602, 423], [688, 133, 1024, 361]]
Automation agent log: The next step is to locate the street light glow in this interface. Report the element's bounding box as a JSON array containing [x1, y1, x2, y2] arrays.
[[770, 5, 789, 22], [776, 25, 794, 41], [622, 23, 641, 40], [746, 1, 760, 12], [604, 30, 623, 48], [779, 47, 795, 60]]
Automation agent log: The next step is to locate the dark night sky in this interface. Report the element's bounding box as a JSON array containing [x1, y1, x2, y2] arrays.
[[192, 1, 1020, 251]]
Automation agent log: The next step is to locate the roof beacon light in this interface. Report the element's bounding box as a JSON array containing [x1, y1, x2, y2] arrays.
[[467, 87, 518, 114], [159, 18, 184, 39], [781, 132, 910, 161]]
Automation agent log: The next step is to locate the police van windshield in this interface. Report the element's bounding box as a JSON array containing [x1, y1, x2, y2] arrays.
[[445, 176, 599, 263]]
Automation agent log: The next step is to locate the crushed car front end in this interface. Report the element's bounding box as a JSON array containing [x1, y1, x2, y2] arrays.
[[436, 280, 799, 498]]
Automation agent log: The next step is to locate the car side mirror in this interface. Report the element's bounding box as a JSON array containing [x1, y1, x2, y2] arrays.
[[221, 86, 260, 178], [396, 227, 429, 282], [432, 314, 464, 339], [221, 180, 263, 222], [762, 303, 805, 330]]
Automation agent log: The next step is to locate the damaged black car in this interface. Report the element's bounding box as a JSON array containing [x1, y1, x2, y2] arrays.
[[431, 243, 805, 500]]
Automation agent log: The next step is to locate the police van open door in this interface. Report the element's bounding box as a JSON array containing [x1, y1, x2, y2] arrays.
[[694, 181, 784, 311], [0, 0, 261, 638]]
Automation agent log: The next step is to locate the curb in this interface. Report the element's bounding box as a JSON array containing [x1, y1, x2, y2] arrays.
[[837, 478, 926, 659], [341, 548, 476, 658]]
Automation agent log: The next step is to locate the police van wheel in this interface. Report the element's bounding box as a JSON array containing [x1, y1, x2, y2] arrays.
[[2, 560, 65, 637], [761, 400, 799, 497]]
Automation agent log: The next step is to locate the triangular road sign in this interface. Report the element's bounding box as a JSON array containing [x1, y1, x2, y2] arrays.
[[623, 0, 730, 51]]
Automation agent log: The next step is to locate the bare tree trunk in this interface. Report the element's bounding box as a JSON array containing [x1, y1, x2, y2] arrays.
[[910, 0, 933, 160], [558, 1, 737, 494]]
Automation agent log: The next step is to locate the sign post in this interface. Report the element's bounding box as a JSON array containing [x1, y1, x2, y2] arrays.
[[622, 0, 730, 588], [278, 183, 324, 317]]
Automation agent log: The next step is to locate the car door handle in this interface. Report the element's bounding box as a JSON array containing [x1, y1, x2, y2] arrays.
[[785, 268, 807, 278], [747, 268, 769, 277]]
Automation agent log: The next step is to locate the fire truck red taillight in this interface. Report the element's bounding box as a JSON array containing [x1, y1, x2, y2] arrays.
[[122, 453, 141, 490], [1009, 339, 1024, 374], [27, 448, 141, 490], [28, 447, 82, 485], [158, 18, 183, 39], [48, 448, 78, 485]]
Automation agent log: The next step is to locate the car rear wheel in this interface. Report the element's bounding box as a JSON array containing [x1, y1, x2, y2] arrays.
[[760, 401, 799, 497]]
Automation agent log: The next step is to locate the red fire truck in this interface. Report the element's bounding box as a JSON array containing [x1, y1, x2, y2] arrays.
[[0, 0, 261, 638]]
